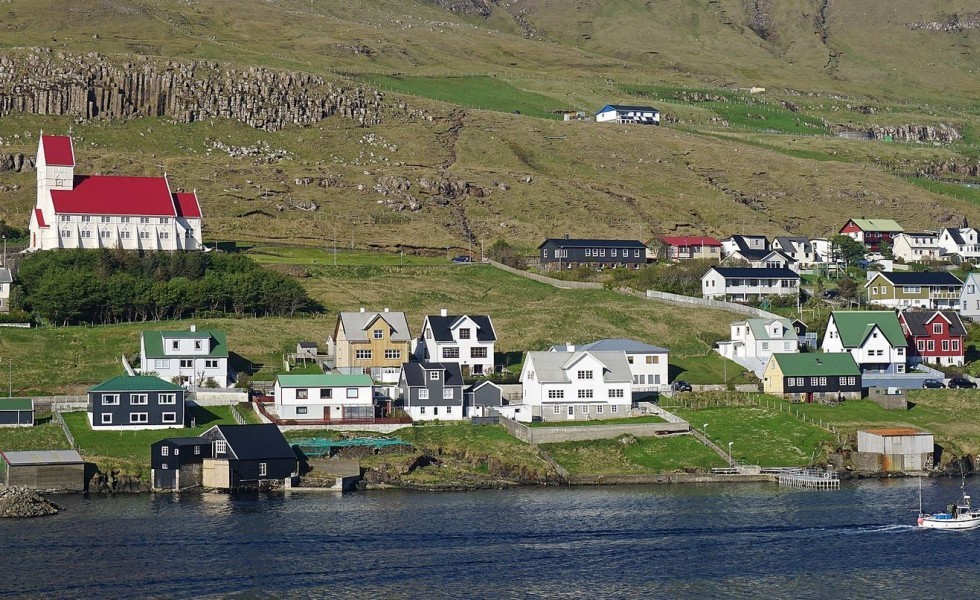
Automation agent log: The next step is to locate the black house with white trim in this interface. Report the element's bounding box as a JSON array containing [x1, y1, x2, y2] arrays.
[[538, 237, 647, 270], [199, 424, 298, 490], [398, 361, 465, 422], [150, 437, 213, 490], [88, 375, 186, 430]]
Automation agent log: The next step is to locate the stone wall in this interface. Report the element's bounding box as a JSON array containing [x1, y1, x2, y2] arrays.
[[0, 49, 384, 131], [499, 415, 689, 444]]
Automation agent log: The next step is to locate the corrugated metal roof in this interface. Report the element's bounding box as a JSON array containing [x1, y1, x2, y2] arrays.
[[338, 311, 411, 342], [862, 428, 931, 437], [847, 219, 904, 232], [575, 338, 670, 354], [1, 449, 84, 466], [771, 353, 860, 377], [277, 374, 373, 388], [525, 351, 633, 383], [830, 311, 907, 348], [142, 329, 228, 359], [89, 375, 184, 393]]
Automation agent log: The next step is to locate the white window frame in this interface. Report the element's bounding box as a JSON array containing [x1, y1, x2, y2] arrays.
[[553, 406, 561, 414], [161, 412, 177, 424], [102, 394, 120, 406], [130, 412, 149, 424], [101, 413, 112, 424], [215, 440, 227, 454], [355, 349, 372, 360], [130, 394, 148, 406], [346, 388, 358, 399], [161, 446, 170, 456], [443, 388, 454, 400], [418, 389, 429, 400], [429, 371, 440, 380], [259, 462, 267, 477], [547, 390, 564, 399]]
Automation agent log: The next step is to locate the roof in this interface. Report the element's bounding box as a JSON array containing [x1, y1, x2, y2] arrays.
[[941, 228, 977, 245], [0, 398, 33, 411], [210, 424, 296, 461], [173, 192, 202, 219], [466, 380, 502, 393], [771, 353, 860, 377], [900, 311, 966, 338], [277, 374, 373, 388], [401, 361, 465, 387], [861, 428, 932, 437], [0, 449, 83, 466], [661, 236, 722, 247], [538, 238, 647, 249], [50, 175, 188, 217], [89, 375, 185, 393], [158, 437, 207, 447], [297, 341, 317, 348], [525, 351, 632, 384], [33, 208, 47, 228], [575, 338, 669, 354], [338, 310, 411, 342], [728, 248, 794, 263], [773, 237, 812, 251], [598, 104, 659, 113], [845, 219, 904, 233], [707, 267, 800, 279], [830, 311, 908, 348], [41, 135, 74, 166], [142, 330, 228, 358], [745, 318, 796, 342], [870, 271, 963, 287], [0, 268, 11, 284], [424, 315, 497, 343]]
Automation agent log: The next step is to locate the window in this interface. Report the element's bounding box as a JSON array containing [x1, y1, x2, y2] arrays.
[[810, 377, 819, 386], [259, 463, 267, 477], [100, 229, 111, 239], [355, 349, 372, 360], [871, 287, 878, 295], [577, 370, 594, 380], [161, 446, 170, 456], [611, 405, 619, 414], [470, 347, 488, 359], [121, 217, 130, 223], [154, 359, 170, 369], [373, 329, 384, 339], [159, 231, 169, 239], [101, 216, 111, 223], [761, 342, 769, 351], [101, 413, 112, 424], [215, 440, 227, 454], [418, 389, 429, 400], [554, 406, 561, 414], [543, 249, 549, 258], [609, 389, 624, 398], [578, 389, 594, 399], [942, 340, 950, 352], [795, 377, 804, 387], [160, 217, 170, 224], [131, 394, 148, 405], [296, 389, 309, 399], [568, 406, 575, 416], [194, 340, 203, 351], [585, 249, 591, 257], [179, 359, 192, 368], [848, 377, 856, 386], [819, 377, 827, 386], [174, 449, 179, 456], [385, 349, 401, 360], [296, 407, 308, 415], [646, 355, 659, 364], [194, 446, 200, 455], [634, 249, 641, 257], [61, 229, 72, 238], [788, 378, 795, 388], [81, 215, 91, 222], [442, 347, 460, 359], [204, 359, 218, 369], [60, 215, 71, 222], [420, 406, 426, 415], [102, 394, 120, 406], [120, 230, 131, 239], [425, 329, 432, 340], [582, 405, 589, 414], [548, 390, 565, 399], [933, 323, 944, 335], [458, 328, 471, 339], [429, 371, 440, 381], [347, 388, 359, 399], [140, 217, 151, 224], [596, 405, 603, 414], [927, 340, 935, 352], [903, 286, 921, 294], [140, 230, 151, 239], [320, 388, 332, 399], [917, 340, 925, 351], [130, 413, 148, 424], [611, 249, 618, 257], [443, 388, 454, 400], [953, 340, 960, 351], [162, 412, 177, 424], [172, 340, 180, 351]]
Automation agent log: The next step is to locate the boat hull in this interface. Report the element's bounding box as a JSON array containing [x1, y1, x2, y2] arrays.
[[918, 514, 980, 530]]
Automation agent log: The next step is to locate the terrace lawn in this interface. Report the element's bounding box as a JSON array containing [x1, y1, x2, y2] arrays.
[[243, 244, 449, 266], [669, 354, 755, 386], [0, 422, 70, 452], [529, 415, 665, 427], [542, 435, 726, 475]]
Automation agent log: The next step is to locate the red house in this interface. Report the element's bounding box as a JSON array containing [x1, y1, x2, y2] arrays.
[[899, 310, 966, 367], [659, 236, 722, 261], [838, 219, 904, 252]]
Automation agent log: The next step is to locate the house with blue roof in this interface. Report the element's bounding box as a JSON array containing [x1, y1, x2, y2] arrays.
[[595, 105, 660, 125]]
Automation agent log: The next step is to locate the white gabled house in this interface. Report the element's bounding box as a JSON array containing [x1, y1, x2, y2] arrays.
[[519, 351, 632, 422], [959, 272, 980, 320], [716, 318, 799, 361], [701, 267, 801, 301], [891, 232, 942, 263], [822, 311, 908, 374], [937, 227, 980, 262], [139, 326, 230, 387], [595, 104, 660, 125], [550, 339, 669, 392], [273, 373, 374, 422], [417, 310, 497, 376]]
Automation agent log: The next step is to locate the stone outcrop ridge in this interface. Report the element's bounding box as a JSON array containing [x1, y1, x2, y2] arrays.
[[916, 161, 980, 179], [0, 485, 60, 518], [0, 153, 34, 172], [0, 49, 384, 131], [907, 12, 980, 33], [834, 123, 962, 144]]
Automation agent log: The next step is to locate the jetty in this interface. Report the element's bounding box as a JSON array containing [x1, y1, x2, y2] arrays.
[[772, 467, 840, 490]]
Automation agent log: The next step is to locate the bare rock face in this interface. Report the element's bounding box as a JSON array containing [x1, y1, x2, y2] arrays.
[[907, 12, 980, 33], [0, 153, 33, 172], [834, 123, 962, 144], [0, 49, 384, 131], [426, 0, 492, 17]]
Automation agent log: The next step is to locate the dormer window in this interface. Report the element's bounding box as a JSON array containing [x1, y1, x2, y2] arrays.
[[373, 329, 383, 340], [933, 323, 943, 334], [194, 340, 203, 350], [429, 371, 440, 381], [171, 340, 180, 350], [458, 328, 471, 340]]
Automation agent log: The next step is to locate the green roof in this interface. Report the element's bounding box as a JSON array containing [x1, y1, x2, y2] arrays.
[[89, 375, 185, 393], [849, 218, 903, 233], [772, 353, 860, 377], [746, 318, 796, 342], [0, 398, 33, 411], [277, 374, 373, 388], [831, 311, 907, 347], [142, 329, 228, 359]]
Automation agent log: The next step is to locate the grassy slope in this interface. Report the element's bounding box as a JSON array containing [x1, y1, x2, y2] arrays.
[[542, 435, 727, 476]]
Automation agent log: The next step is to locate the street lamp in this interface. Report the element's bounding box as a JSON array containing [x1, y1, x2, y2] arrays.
[[728, 442, 734, 467], [702, 423, 708, 445]]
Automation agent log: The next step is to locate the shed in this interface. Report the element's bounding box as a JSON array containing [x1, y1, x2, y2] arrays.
[[296, 342, 318, 358], [0, 450, 85, 491], [856, 428, 934, 472], [0, 398, 34, 427]]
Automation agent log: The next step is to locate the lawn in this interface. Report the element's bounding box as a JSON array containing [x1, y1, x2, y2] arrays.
[[669, 354, 756, 386], [542, 435, 726, 476], [673, 404, 834, 467], [529, 415, 665, 428], [364, 75, 563, 119], [906, 178, 980, 206], [243, 244, 449, 266], [0, 422, 70, 452]]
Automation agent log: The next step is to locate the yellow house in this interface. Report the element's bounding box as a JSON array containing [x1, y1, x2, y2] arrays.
[[332, 308, 413, 383]]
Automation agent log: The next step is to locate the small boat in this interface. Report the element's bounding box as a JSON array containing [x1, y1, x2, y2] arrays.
[[917, 477, 980, 530]]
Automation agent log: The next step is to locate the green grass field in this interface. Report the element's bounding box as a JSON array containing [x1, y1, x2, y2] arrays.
[[364, 75, 564, 119], [0, 422, 71, 453], [542, 435, 726, 475], [243, 245, 450, 266], [669, 354, 756, 386], [529, 415, 665, 428]]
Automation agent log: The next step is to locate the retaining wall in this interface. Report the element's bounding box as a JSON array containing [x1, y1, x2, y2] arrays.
[[499, 415, 688, 444], [276, 423, 413, 433], [191, 389, 249, 405]]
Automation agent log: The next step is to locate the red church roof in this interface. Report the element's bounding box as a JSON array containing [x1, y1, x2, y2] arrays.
[[51, 175, 182, 217], [34, 208, 48, 228], [173, 192, 202, 218], [661, 236, 722, 247], [41, 135, 75, 167]]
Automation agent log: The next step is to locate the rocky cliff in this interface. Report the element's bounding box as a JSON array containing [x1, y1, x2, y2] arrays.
[[0, 49, 384, 131]]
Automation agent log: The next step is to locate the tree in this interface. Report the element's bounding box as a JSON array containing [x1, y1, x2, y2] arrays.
[[830, 234, 867, 266], [836, 275, 859, 302], [879, 240, 894, 261]]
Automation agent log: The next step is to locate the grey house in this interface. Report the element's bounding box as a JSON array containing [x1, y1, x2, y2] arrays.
[[150, 437, 213, 490], [464, 380, 504, 418], [398, 361, 465, 421], [538, 237, 647, 270], [88, 375, 186, 429], [0, 398, 34, 427]]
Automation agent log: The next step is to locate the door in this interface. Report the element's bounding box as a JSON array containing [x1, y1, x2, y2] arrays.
[[567, 405, 575, 420], [203, 459, 231, 489], [154, 468, 177, 490]]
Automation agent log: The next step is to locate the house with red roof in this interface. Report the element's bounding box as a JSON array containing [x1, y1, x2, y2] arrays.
[[28, 133, 202, 252], [658, 236, 722, 261]]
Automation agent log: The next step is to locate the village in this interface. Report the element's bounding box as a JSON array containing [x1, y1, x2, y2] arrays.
[[0, 131, 977, 500]]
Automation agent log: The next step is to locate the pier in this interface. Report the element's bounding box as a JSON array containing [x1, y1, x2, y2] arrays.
[[773, 468, 840, 490]]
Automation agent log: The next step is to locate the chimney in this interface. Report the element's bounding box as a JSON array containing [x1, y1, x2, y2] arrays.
[[564, 233, 570, 240], [190, 325, 196, 332], [440, 308, 448, 317], [359, 307, 365, 313], [567, 343, 575, 352], [383, 307, 389, 313]]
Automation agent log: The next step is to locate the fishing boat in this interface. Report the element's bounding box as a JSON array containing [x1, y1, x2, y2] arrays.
[[917, 477, 980, 530]]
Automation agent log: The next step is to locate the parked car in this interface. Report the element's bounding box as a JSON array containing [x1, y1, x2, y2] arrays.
[[947, 377, 977, 389], [672, 380, 693, 392], [921, 379, 945, 389], [451, 255, 472, 264], [821, 290, 840, 300]]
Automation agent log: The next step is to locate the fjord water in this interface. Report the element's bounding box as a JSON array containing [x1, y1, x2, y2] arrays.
[[2, 478, 978, 599]]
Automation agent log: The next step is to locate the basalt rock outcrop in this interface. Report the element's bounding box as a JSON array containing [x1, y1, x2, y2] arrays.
[[833, 123, 962, 144], [907, 12, 980, 33], [0, 153, 33, 173], [0, 49, 384, 131], [0, 485, 60, 518], [89, 470, 150, 494]]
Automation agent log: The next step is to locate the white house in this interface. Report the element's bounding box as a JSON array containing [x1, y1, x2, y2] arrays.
[[810, 238, 833, 262], [550, 339, 669, 392], [959, 272, 980, 320], [771, 237, 824, 268], [822, 311, 908, 374], [0, 267, 10, 314], [29, 133, 202, 252], [519, 351, 632, 422], [701, 267, 800, 301], [417, 310, 496, 376], [139, 326, 230, 387], [721, 235, 769, 258], [595, 104, 660, 125], [937, 227, 980, 262], [891, 232, 942, 263], [273, 373, 374, 422], [716, 318, 799, 361]]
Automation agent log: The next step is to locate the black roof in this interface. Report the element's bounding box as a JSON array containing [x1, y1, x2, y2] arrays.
[[730, 248, 794, 263], [425, 315, 496, 342], [876, 272, 962, 286], [539, 238, 646, 249], [901, 311, 966, 337], [213, 424, 296, 461], [166, 437, 207, 446], [401, 362, 465, 387], [945, 228, 966, 245], [604, 105, 659, 112], [709, 267, 800, 278], [297, 341, 317, 348]]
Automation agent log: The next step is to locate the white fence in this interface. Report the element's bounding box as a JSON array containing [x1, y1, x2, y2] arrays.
[[645, 290, 781, 319]]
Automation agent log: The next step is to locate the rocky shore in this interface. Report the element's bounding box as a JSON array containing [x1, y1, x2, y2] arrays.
[[0, 485, 61, 518]]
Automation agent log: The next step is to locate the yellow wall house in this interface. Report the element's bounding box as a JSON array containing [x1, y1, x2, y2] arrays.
[[332, 308, 412, 383]]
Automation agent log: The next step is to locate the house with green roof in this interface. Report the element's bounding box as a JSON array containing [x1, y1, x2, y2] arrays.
[[763, 353, 863, 401], [839, 218, 904, 252], [88, 375, 186, 429], [821, 311, 908, 374], [0, 398, 34, 427], [272, 373, 375, 422], [139, 325, 231, 387]]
